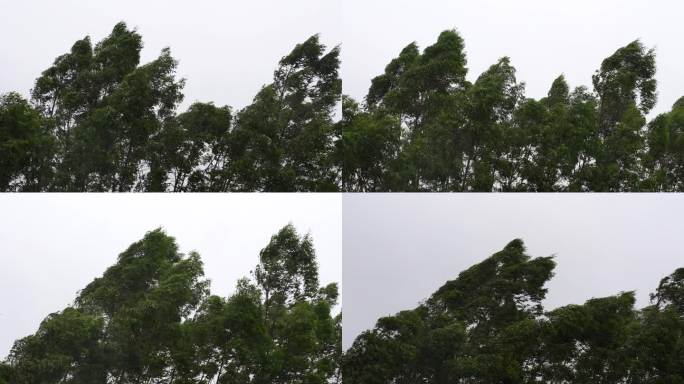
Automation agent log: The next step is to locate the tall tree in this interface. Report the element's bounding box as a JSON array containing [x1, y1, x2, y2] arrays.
[[643, 97, 684, 191], [227, 36, 341, 191], [2, 226, 340, 383], [146, 102, 233, 191], [30, 22, 184, 191], [345, 241, 684, 383], [341, 32, 678, 192], [343, 239, 555, 384], [0, 92, 54, 191]]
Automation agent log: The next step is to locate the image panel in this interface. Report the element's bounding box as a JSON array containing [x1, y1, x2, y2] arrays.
[[342, 193, 684, 382], [0, 0, 342, 192], [0, 194, 341, 383], [341, 0, 684, 191]]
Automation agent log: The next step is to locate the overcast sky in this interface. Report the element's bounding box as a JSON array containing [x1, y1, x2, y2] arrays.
[[342, 0, 684, 117], [0, 194, 341, 358], [2, 1, 681, 117], [0, 0, 342, 112], [343, 194, 684, 349]]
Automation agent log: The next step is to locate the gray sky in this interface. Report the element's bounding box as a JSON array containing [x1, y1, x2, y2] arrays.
[[0, 0, 342, 112], [343, 194, 684, 349], [3, 1, 681, 117], [342, 0, 684, 117], [0, 194, 341, 358]]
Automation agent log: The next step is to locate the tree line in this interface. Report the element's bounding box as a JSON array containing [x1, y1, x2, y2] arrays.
[[343, 239, 684, 383], [2, 25, 682, 192], [0, 22, 341, 191], [0, 225, 341, 384], [342, 30, 683, 191]]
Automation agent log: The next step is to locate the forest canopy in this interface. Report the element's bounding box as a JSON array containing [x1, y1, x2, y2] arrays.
[[0, 22, 341, 192], [2, 25, 682, 191], [342, 239, 684, 383], [0, 225, 341, 384], [342, 30, 684, 191]]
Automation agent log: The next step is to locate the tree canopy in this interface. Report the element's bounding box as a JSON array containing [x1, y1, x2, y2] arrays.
[[3, 25, 682, 191], [1, 225, 340, 384], [0, 22, 341, 191], [343, 240, 684, 383], [342, 30, 683, 191]]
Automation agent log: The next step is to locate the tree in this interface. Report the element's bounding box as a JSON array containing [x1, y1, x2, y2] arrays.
[[227, 36, 341, 191], [29, 22, 185, 191], [341, 31, 678, 192], [344, 240, 684, 383], [343, 239, 555, 384], [339, 96, 401, 191], [2, 22, 343, 191], [2, 226, 340, 384], [146, 102, 233, 191], [0, 92, 54, 191], [7, 308, 106, 383], [4, 229, 209, 383], [643, 97, 684, 191]]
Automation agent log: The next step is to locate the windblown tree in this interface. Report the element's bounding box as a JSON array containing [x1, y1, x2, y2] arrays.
[[0, 23, 341, 191], [180, 224, 341, 383], [226, 35, 342, 192], [0, 92, 54, 191], [343, 240, 684, 383], [342, 30, 682, 191], [1, 225, 340, 384], [29, 22, 185, 191]]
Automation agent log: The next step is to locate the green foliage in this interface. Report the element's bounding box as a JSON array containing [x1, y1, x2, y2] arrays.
[[2, 225, 340, 384], [0, 92, 54, 191], [4, 25, 681, 191], [344, 239, 684, 383], [1, 23, 340, 191], [227, 35, 341, 191], [342, 30, 681, 191]]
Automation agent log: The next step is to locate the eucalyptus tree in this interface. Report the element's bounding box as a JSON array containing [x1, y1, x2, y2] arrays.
[[5, 229, 208, 383], [339, 95, 401, 191], [2, 226, 340, 384], [185, 224, 340, 384], [30, 22, 185, 191], [226, 36, 341, 191], [1, 23, 342, 191], [364, 30, 472, 191], [343, 239, 556, 384], [643, 97, 684, 191], [344, 241, 684, 383], [0, 92, 54, 191], [145, 102, 233, 191], [580, 40, 656, 191], [341, 31, 680, 192]]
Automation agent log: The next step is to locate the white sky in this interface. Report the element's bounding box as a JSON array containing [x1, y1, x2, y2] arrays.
[[342, 0, 684, 117], [0, 0, 342, 112], [343, 194, 684, 349], [0, 194, 342, 358], [2, 1, 681, 117]]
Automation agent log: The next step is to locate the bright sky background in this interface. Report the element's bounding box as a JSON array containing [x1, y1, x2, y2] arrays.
[[0, 0, 342, 112], [343, 194, 684, 349], [342, 0, 684, 118], [2, 1, 681, 117], [0, 194, 342, 358]]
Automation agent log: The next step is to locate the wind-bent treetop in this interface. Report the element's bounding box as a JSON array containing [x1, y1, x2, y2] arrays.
[[0, 225, 341, 384], [0, 22, 341, 192], [342, 30, 683, 191], [343, 239, 684, 383]]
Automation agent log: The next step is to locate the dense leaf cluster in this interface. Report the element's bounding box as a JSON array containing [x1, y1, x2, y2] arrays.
[[0, 23, 341, 191], [342, 30, 684, 191], [343, 240, 684, 383], [3, 26, 682, 192], [0, 225, 340, 384]]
